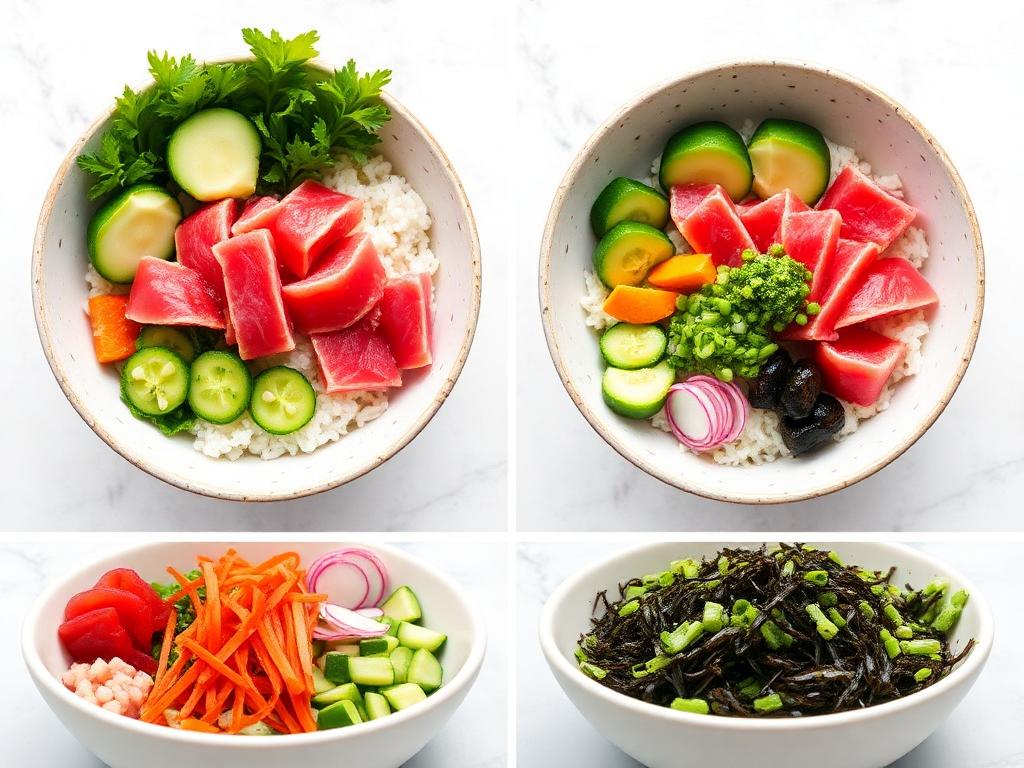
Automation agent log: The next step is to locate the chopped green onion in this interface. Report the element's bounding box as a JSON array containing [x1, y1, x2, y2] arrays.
[[900, 639, 942, 656], [804, 570, 829, 587], [579, 662, 607, 680], [660, 620, 704, 655], [702, 602, 726, 633], [753, 693, 783, 713], [618, 600, 639, 617], [760, 619, 794, 650], [670, 697, 710, 715], [914, 668, 933, 683], [806, 603, 839, 640], [880, 629, 902, 659]]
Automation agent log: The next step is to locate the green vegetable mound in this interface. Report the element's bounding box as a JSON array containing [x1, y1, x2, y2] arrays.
[[666, 246, 816, 381], [150, 569, 204, 665]]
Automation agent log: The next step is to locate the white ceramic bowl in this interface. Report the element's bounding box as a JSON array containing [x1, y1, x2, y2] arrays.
[[23, 541, 486, 768], [33, 61, 481, 501], [540, 61, 984, 503], [540, 541, 992, 768]]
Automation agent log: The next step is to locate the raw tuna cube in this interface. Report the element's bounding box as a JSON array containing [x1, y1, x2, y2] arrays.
[[311, 310, 402, 392], [64, 587, 153, 650], [281, 233, 386, 334], [212, 230, 295, 360], [669, 183, 718, 231], [58, 607, 157, 675], [739, 190, 808, 252], [834, 258, 939, 329], [125, 257, 225, 329], [815, 326, 907, 407], [231, 195, 279, 236], [679, 187, 756, 267], [780, 209, 841, 302], [379, 273, 433, 369], [175, 199, 238, 338], [817, 166, 917, 251], [231, 180, 363, 278]]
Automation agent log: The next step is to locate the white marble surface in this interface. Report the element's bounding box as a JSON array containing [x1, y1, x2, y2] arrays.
[[0, 539, 507, 767], [518, 540, 1024, 767], [0, 0, 509, 531], [516, 0, 1024, 531]]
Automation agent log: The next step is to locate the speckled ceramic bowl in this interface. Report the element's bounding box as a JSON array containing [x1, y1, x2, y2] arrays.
[[540, 61, 984, 503], [33, 60, 481, 501]]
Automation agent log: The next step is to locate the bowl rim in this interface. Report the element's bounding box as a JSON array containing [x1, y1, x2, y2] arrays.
[[538, 58, 985, 504], [22, 540, 487, 749], [539, 540, 994, 733], [32, 57, 483, 502]]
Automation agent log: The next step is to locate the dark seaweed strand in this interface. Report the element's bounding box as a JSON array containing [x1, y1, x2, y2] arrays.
[[576, 545, 974, 718]]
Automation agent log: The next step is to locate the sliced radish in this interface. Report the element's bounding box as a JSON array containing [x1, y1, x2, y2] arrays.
[[665, 376, 750, 452], [666, 384, 713, 445]]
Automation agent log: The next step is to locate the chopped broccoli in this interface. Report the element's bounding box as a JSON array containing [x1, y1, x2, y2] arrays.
[[150, 569, 204, 665]]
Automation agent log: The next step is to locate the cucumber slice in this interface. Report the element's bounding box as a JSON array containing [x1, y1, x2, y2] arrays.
[[590, 178, 669, 237], [136, 327, 196, 363], [602, 361, 676, 419], [364, 691, 391, 720], [593, 222, 674, 288], [748, 118, 831, 205], [238, 721, 274, 736], [659, 122, 753, 201], [380, 586, 423, 624], [312, 666, 335, 694], [407, 649, 443, 693], [312, 682, 364, 709], [348, 656, 395, 687], [359, 636, 399, 656], [249, 366, 316, 435], [381, 683, 427, 711], [396, 622, 447, 652], [599, 324, 667, 369], [187, 350, 252, 424], [390, 646, 413, 684], [120, 347, 189, 416], [167, 108, 261, 201], [317, 699, 362, 730], [87, 184, 181, 283], [322, 652, 352, 685]]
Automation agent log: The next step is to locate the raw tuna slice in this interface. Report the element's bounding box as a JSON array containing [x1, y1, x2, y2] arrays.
[[739, 190, 809, 252], [679, 187, 756, 267], [231, 195, 279, 236], [281, 233, 386, 334], [781, 239, 879, 341], [125, 257, 225, 329], [231, 180, 363, 278], [669, 183, 718, 231], [780, 209, 841, 302], [311, 310, 402, 392], [834, 258, 938, 329], [379, 273, 433, 369], [212, 230, 295, 360], [817, 166, 917, 251], [58, 607, 158, 675], [815, 326, 907, 407], [175, 199, 238, 338]]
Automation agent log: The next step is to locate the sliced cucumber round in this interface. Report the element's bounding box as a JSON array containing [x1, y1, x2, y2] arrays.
[[593, 222, 674, 288], [602, 361, 676, 419], [249, 366, 316, 435], [188, 351, 252, 424], [590, 177, 669, 237], [659, 122, 752, 201], [167, 108, 261, 201], [120, 347, 189, 416], [748, 118, 831, 205], [599, 324, 667, 369], [87, 184, 181, 283], [136, 326, 196, 363]]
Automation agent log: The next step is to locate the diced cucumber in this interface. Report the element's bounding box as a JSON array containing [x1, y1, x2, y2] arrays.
[[407, 649, 443, 693], [312, 639, 326, 658], [167, 108, 261, 201], [381, 683, 427, 711], [364, 691, 391, 720], [599, 324, 667, 369], [590, 177, 669, 237], [748, 118, 831, 205], [136, 326, 196, 363], [593, 222, 674, 288], [312, 682, 363, 709], [239, 721, 274, 736], [312, 666, 335, 694], [381, 586, 423, 624], [317, 699, 362, 730], [396, 622, 447, 652], [360, 636, 400, 656], [381, 617, 400, 637], [329, 644, 362, 657], [249, 366, 316, 435], [390, 646, 413, 684], [659, 121, 752, 201], [187, 350, 251, 424], [323, 652, 352, 684], [602, 361, 675, 419], [348, 656, 395, 687], [87, 183, 181, 283], [120, 347, 190, 416]]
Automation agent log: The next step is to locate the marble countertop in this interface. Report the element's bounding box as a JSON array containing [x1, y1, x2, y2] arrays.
[[0, 0, 509, 531], [518, 540, 1023, 767], [516, 0, 1024, 531], [0, 539, 507, 766]]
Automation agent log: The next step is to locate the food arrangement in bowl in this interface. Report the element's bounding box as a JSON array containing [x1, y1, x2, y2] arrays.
[[582, 116, 937, 465]]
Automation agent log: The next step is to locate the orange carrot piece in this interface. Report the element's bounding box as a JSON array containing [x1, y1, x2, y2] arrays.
[[87, 294, 141, 363], [646, 253, 717, 292], [179, 717, 221, 734], [602, 285, 679, 324], [154, 608, 178, 688], [179, 638, 247, 687], [201, 561, 222, 653]]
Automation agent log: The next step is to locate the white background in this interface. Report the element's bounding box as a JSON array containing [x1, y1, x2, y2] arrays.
[[0, 0, 510, 532], [516, 0, 1024, 531], [517, 540, 1024, 767]]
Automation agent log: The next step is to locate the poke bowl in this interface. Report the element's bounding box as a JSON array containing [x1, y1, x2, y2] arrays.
[[539, 61, 984, 503], [23, 540, 486, 768], [539, 541, 993, 768], [33, 29, 481, 501]]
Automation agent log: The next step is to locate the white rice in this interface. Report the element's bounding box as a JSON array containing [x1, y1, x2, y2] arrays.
[[584, 131, 932, 466]]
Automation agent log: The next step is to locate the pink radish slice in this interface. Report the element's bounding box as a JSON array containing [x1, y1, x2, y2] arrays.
[[666, 384, 715, 451], [308, 560, 370, 610], [331, 548, 389, 608], [319, 604, 389, 637], [721, 381, 748, 442], [355, 607, 384, 619], [666, 376, 749, 452], [689, 379, 732, 445]]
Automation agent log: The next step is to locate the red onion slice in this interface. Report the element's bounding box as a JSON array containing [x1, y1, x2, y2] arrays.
[[318, 603, 389, 640], [306, 548, 390, 610], [355, 607, 384, 619]]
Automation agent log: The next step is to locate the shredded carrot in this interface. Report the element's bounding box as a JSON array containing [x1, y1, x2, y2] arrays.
[[154, 608, 177, 689], [180, 717, 221, 734]]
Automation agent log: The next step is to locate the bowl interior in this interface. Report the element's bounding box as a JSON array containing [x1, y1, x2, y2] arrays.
[[541, 62, 983, 503], [34, 88, 480, 501]]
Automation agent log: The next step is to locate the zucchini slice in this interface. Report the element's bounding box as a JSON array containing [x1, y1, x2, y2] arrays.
[[167, 108, 261, 201], [87, 184, 181, 283], [599, 324, 667, 369], [748, 118, 831, 205], [602, 361, 675, 419], [659, 122, 752, 201], [590, 177, 669, 237], [593, 222, 674, 288]]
